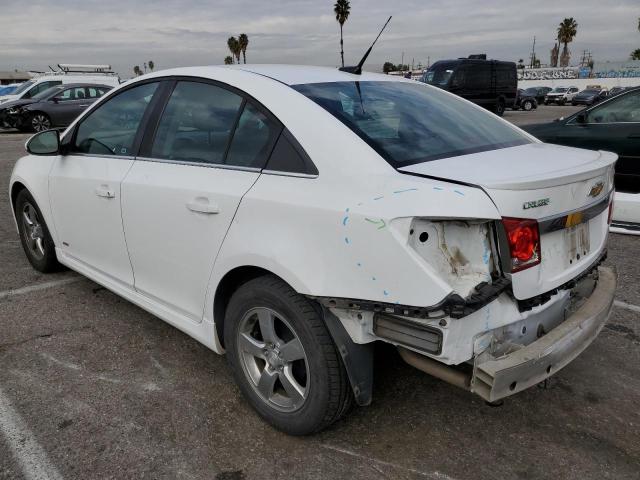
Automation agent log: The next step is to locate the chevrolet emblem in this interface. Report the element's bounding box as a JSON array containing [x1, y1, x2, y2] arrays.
[[588, 181, 604, 198]]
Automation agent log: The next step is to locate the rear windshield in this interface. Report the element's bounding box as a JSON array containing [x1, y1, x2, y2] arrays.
[[292, 81, 530, 167]]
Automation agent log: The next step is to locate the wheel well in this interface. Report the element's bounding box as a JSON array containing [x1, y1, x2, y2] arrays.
[[213, 266, 274, 348], [10, 182, 26, 214]]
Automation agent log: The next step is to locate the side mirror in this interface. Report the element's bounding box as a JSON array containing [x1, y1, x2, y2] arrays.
[[52, 97, 60, 103], [26, 129, 60, 155], [575, 112, 587, 124]]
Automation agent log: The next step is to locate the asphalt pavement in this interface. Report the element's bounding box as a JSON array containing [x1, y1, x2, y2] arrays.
[[0, 104, 638, 480]]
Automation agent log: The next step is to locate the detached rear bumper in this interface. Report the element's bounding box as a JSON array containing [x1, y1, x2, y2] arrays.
[[471, 266, 616, 402]]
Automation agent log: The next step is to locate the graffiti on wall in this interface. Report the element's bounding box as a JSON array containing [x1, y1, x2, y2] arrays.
[[518, 65, 640, 80]]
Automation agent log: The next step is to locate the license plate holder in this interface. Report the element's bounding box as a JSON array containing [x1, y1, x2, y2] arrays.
[[565, 221, 590, 266]]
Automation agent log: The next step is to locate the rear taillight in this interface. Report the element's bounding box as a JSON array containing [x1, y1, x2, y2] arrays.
[[607, 195, 615, 225], [502, 217, 541, 273]]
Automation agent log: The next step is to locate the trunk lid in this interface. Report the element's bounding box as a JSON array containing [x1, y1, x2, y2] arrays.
[[399, 143, 617, 300]]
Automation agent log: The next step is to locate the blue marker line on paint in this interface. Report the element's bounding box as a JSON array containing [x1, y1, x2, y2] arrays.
[[433, 186, 444, 191], [372, 276, 376, 281], [373, 196, 384, 200], [454, 190, 465, 196], [393, 188, 418, 194], [345, 237, 350, 244], [383, 290, 389, 296], [342, 216, 349, 226], [482, 250, 490, 265], [345, 207, 350, 212], [357, 262, 362, 267]]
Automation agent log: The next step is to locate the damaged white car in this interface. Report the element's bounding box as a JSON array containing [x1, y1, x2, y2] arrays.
[[10, 65, 617, 435]]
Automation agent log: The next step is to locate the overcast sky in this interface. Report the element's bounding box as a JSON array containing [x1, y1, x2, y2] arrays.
[[1, 0, 638, 77]]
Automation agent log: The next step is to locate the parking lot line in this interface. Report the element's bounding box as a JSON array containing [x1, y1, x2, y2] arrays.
[[321, 444, 458, 479], [0, 277, 83, 300], [0, 385, 64, 480], [614, 300, 640, 314]]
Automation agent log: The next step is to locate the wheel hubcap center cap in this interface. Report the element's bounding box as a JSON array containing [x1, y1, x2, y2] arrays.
[[265, 347, 283, 370]]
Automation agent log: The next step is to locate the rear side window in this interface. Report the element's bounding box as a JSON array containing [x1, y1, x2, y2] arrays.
[[73, 82, 158, 156], [466, 64, 491, 88], [225, 102, 280, 168], [293, 81, 530, 167], [150, 81, 243, 165]]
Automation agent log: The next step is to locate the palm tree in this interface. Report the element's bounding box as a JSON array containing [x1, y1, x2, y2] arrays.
[[631, 49, 640, 61], [148, 60, 155, 71], [557, 18, 578, 67], [239, 34, 249, 64], [224, 56, 234, 65], [334, 0, 351, 68], [133, 65, 142, 76], [227, 36, 239, 64]]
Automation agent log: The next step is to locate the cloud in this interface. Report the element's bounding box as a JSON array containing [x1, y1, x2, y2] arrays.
[[0, 0, 637, 77]]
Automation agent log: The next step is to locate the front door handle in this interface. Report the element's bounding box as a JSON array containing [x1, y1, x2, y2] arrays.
[[95, 186, 115, 198], [186, 198, 219, 214]]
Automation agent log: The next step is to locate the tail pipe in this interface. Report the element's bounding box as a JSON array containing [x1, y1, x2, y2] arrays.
[[398, 347, 471, 391]]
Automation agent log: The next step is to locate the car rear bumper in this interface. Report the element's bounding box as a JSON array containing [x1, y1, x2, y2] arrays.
[[471, 266, 616, 402]]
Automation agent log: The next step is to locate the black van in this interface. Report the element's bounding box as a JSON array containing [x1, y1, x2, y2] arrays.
[[420, 56, 517, 116]]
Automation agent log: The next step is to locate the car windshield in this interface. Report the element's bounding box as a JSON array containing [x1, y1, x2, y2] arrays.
[[11, 80, 35, 95], [582, 90, 599, 94], [32, 86, 65, 101], [552, 87, 568, 93], [292, 81, 530, 167], [422, 66, 455, 86]]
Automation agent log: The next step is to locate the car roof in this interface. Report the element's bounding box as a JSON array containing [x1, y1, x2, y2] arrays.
[[54, 83, 112, 89], [145, 65, 410, 87]]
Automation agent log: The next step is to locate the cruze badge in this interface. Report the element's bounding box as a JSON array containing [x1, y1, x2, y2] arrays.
[[588, 181, 604, 198], [523, 198, 550, 210]]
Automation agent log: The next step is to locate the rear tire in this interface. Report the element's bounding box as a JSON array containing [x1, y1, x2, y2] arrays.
[[522, 100, 533, 111], [493, 99, 506, 117], [14, 189, 61, 273], [224, 275, 353, 435]]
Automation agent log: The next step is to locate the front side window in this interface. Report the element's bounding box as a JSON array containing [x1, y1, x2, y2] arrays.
[[588, 91, 640, 123], [293, 81, 530, 167], [55, 88, 75, 101], [73, 82, 158, 156]]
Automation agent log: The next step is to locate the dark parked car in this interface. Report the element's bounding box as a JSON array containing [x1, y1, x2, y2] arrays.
[[513, 88, 537, 111], [608, 86, 634, 97], [420, 56, 517, 116], [522, 86, 552, 104], [524, 87, 640, 195], [571, 88, 608, 106], [0, 83, 111, 132]]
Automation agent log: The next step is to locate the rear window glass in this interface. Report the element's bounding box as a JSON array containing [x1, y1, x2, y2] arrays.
[[293, 81, 530, 167]]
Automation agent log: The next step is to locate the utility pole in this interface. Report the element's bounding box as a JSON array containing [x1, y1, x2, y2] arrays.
[[401, 52, 404, 70], [427, 56, 430, 68], [529, 36, 536, 68]]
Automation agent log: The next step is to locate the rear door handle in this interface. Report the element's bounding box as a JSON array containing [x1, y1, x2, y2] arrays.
[[95, 186, 115, 198], [79, 104, 90, 108], [186, 198, 219, 214]]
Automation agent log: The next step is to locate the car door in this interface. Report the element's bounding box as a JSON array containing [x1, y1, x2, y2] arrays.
[[121, 79, 281, 321], [48, 87, 80, 126], [556, 89, 640, 193], [49, 81, 162, 287]]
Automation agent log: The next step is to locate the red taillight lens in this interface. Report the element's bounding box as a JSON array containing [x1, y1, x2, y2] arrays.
[[502, 217, 541, 273]]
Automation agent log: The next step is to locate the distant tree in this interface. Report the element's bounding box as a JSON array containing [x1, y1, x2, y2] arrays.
[[334, 0, 351, 68], [133, 65, 142, 76], [557, 18, 578, 67], [383, 62, 396, 73], [517, 58, 525, 69], [239, 34, 249, 64], [148, 60, 155, 71], [631, 49, 640, 61], [227, 36, 240, 64], [224, 56, 234, 65]]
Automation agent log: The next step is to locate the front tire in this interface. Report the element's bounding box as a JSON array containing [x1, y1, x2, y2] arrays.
[[30, 112, 51, 132], [493, 99, 506, 117], [522, 100, 533, 111], [14, 189, 61, 272], [224, 275, 353, 435]]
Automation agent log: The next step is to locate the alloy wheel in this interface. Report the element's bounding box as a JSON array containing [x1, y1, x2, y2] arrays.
[[21, 202, 45, 260], [237, 307, 309, 412], [31, 114, 51, 132]]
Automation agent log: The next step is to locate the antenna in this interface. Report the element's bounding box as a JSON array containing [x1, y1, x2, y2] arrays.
[[340, 16, 392, 75]]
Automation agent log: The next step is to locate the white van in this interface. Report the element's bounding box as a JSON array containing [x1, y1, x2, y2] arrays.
[[0, 64, 120, 104]]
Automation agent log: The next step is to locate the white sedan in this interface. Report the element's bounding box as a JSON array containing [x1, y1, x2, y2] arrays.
[[10, 65, 617, 435]]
